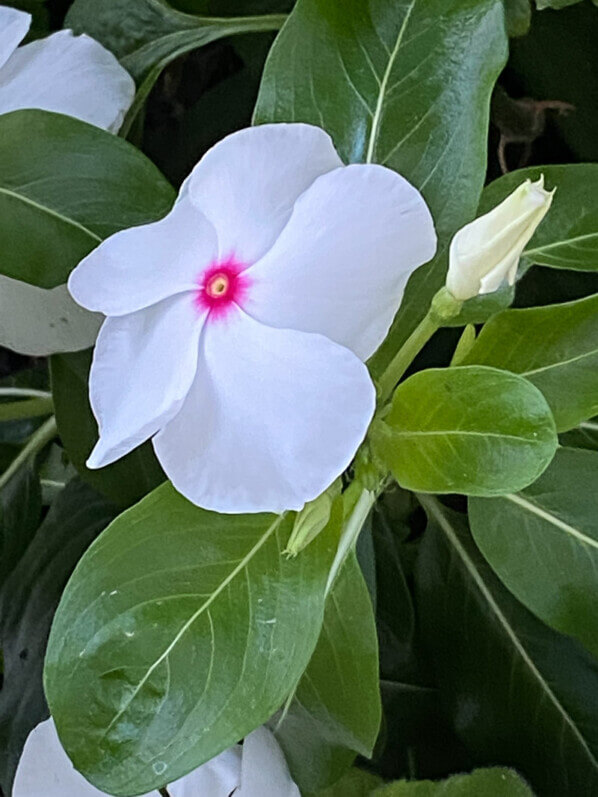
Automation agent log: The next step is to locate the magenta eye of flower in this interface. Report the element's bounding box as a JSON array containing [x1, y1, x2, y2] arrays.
[[196, 256, 251, 319]]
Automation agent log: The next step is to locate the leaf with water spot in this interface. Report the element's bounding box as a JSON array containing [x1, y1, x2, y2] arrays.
[[44, 482, 341, 795]]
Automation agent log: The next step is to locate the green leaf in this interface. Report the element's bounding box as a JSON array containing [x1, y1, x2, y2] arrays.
[[0, 479, 116, 793], [535, 0, 583, 9], [66, 0, 285, 133], [317, 767, 384, 796], [50, 350, 165, 508], [274, 553, 381, 793], [0, 110, 174, 288], [462, 293, 598, 432], [469, 446, 598, 662], [415, 497, 598, 795], [479, 164, 598, 274], [560, 417, 598, 451], [372, 366, 558, 496], [503, 0, 531, 36], [374, 768, 533, 795], [254, 0, 508, 376], [45, 483, 341, 795]]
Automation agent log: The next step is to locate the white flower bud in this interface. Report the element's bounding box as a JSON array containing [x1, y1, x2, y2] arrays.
[[446, 176, 554, 301]]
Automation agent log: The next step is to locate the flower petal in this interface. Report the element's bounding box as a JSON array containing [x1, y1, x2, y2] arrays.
[[69, 197, 218, 316], [239, 727, 300, 797], [168, 747, 242, 797], [0, 6, 29, 71], [187, 123, 343, 264], [87, 294, 206, 469], [0, 30, 134, 132], [153, 308, 375, 514], [244, 164, 437, 361], [13, 719, 162, 797]]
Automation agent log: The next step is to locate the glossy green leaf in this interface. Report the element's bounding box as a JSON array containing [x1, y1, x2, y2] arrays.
[[479, 164, 598, 274], [254, 0, 508, 375], [67, 0, 285, 133], [0, 480, 116, 793], [462, 293, 598, 432], [469, 446, 598, 662], [274, 553, 381, 793], [373, 366, 558, 496], [0, 110, 174, 288], [415, 497, 598, 795], [50, 350, 165, 508], [374, 768, 533, 795], [45, 483, 340, 795]]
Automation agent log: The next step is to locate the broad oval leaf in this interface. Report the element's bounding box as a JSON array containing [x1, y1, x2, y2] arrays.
[[274, 553, 381, 793], [416, 497, 598, 795], [372, 366, 558, 496], [253, 0, 508, 375], [462, 293, 598, 432], [44, 483, 340, 796], [469, 446, 598, 662], [0, 110, 174, 288], [479, 164, 598, 274]]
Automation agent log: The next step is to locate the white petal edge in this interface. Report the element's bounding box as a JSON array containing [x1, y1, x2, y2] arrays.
[[168, 747, 242, 797], [87, 294, 206, 469], [187, 123, 344, 264], [0, 29, 134, 132], [0, 6, 29, 71], [239, 727, 300, 797], [0, 276, 101, 356], [69, 196, 218, 316], [13, 718, 162, 797], [153, 308, 376, 514], [244, 163, 437, 362]]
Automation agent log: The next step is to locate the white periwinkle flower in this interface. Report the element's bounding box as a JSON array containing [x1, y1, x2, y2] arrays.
[[446, 175, 554, 301], [69, 123, 436, 513], [0, 6, 134, 131], [14, 719, 300, 797]]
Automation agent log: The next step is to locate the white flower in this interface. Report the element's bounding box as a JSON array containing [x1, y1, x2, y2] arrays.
[[446, 175, 554, 301], [13, 718, 300, 797], [69, 123, 436, 513], [0, 6, 134, 131]]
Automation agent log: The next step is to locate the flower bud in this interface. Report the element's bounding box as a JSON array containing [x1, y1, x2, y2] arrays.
[[446, 176, 554, 301]]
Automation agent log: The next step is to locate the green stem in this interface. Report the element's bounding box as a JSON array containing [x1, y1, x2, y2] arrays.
[[0, 396, 53, 422], [377, 287, 463, 404], [0, 388, 51, 399], [0, 416, 57, 491], [377, 312, 441, 403]]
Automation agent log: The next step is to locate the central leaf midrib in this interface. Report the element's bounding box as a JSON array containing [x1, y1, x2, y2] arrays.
[[97, 515, 284, 741], [365, 0, 416, 164], [394, 429, 544, 444], [0, 184, 100, 243], [505, 492, 598, 551]]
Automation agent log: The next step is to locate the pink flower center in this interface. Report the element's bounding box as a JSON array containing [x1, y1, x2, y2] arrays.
[[195, 256, 251, 321]]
